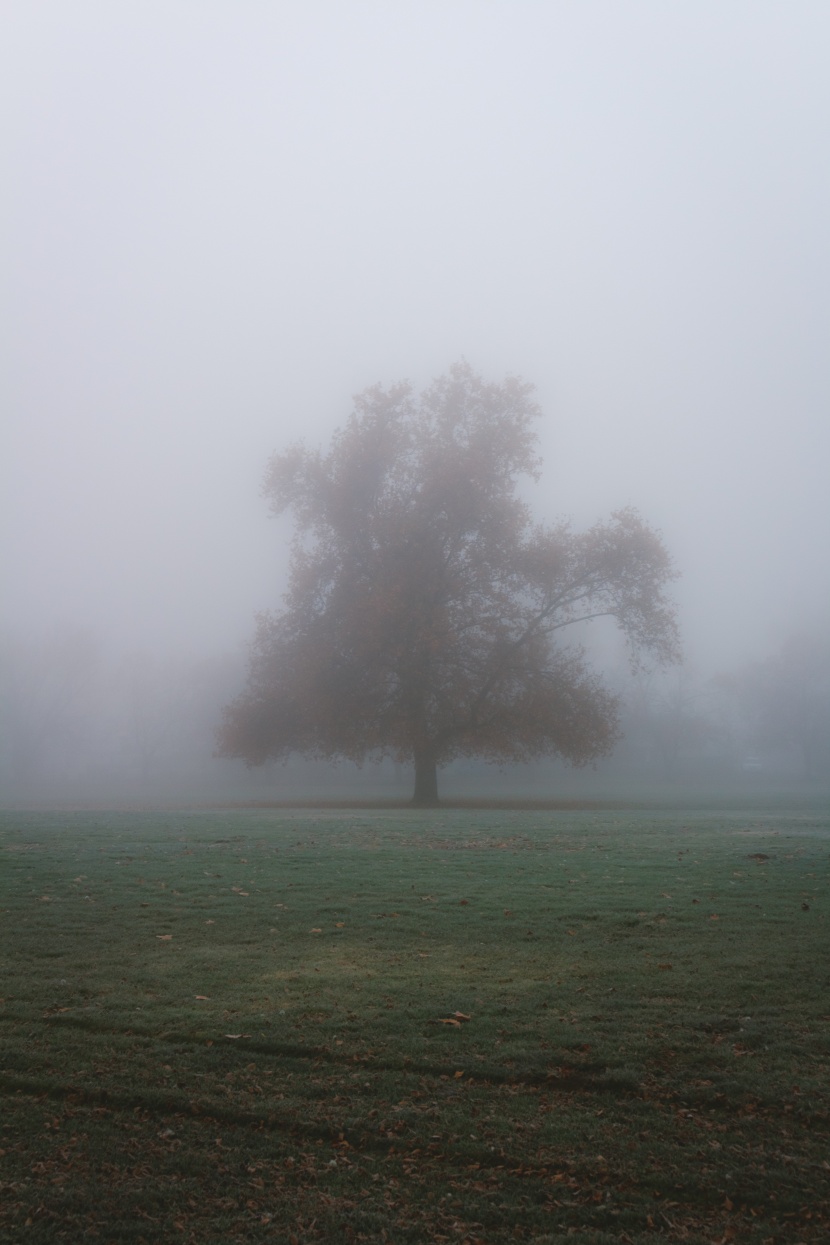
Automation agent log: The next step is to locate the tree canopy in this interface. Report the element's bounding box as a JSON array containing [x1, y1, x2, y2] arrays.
[[219, 363, 680, 803]]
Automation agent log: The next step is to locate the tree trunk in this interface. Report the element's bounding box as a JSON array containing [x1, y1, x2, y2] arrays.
[[412, 751, 439, 806]]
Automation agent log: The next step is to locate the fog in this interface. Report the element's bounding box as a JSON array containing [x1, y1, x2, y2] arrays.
[[3, 2, 829, 801]]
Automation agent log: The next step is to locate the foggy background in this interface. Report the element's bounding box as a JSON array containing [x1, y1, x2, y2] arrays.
[[3, 1, 829, 803]]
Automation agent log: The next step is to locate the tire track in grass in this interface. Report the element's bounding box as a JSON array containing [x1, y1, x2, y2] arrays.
[[3, 1014, 639, 1093]]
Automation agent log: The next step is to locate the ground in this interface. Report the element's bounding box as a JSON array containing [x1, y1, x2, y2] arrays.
[[1, 802, 828, 1243]]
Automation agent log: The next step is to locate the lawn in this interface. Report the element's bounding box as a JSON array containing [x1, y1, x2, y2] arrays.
[[1, 803, 828, 1243]]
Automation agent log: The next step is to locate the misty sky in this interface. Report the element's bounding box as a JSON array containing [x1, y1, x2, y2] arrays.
[[3, 1, 829, 674]]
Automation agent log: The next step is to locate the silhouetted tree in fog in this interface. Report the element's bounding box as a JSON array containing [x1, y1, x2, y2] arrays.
[[219, 364, 680, 803], [718, 637, 830, 778]]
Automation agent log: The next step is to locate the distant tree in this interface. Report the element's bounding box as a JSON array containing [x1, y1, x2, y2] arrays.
[[615, 666, 716, 777], [717, 636, 830, 778], [0, 627, 103, 790], [219, 363, 680, 804]]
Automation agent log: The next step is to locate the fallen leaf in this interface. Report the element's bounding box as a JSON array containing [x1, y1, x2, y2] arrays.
[[335, 922, 345, 927], [205, 919, 215, 924], [454, 1070, 464, 1078], [310, 928, 322, 933], [454, 1011, 472, 1021], [157, 934, 173, 940], [438, 1018, 462, 1027], [459, 899, 469, 905], [195, 995, 210, 1001], [657, 963, 673, 971], [224, 1033, 250, 1039]]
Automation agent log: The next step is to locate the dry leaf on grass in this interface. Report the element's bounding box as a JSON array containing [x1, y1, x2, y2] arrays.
[[156, 934, 172, 941], [435, 1012, 471, 1027]]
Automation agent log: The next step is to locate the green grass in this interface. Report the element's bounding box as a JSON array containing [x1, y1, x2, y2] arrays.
[[1, 804, 828, 1243]]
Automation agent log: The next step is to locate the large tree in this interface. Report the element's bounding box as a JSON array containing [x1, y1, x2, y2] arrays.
[[219, 363, 680, 804]]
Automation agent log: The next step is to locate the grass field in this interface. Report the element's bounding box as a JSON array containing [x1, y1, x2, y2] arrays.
[[1, 803, 828, 1244]]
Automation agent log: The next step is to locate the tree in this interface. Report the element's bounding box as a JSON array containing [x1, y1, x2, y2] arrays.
[[219, 363, 680, 804], [613, 665, 716, 778], [716, 636, 830, 779]]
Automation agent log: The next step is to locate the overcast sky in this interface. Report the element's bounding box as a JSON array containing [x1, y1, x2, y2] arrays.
[[3, 1, 829, 674]]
